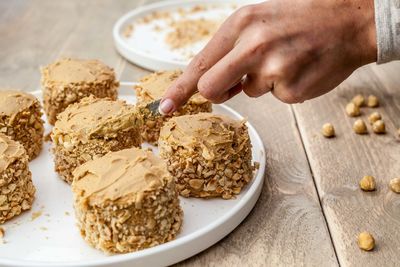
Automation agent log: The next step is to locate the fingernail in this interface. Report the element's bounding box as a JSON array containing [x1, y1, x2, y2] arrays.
[[159, 98, 175, 115]]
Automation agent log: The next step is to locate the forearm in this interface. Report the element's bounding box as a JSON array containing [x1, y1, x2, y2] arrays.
[[375, 0, 400, 63]]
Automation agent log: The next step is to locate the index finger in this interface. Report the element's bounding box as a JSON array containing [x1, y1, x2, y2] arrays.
[[159, 19, 239, 115]]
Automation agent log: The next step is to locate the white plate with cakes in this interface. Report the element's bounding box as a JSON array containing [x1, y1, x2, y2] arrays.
[[0, 71, 266, 266], [113, 0, 263, 71]]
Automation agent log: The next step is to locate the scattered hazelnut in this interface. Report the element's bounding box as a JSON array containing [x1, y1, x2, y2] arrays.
[[372, 120, 386, 134], [346, 102, 361, 117], [368, 112, 382, 125], [353, 119, 368, 134], [359, 175, 376, 191], [352, 94, 365, 107], [358, 232, 375, 251], [389, 177, 400, 193], [322, 123, 335, 138], [367, 95, 379, 107]]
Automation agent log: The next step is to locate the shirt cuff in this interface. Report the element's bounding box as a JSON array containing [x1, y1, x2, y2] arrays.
[[374, 0, 400, 63]]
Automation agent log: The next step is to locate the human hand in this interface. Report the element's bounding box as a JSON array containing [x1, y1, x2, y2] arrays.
[[159, 0, 376, 115]]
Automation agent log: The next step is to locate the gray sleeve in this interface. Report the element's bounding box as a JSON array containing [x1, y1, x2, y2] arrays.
[[375, 0, 400, 63]]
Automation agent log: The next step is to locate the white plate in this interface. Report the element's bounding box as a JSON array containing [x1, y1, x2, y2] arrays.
[[0, 85, 266, 267], [113, 0, 247, 71]]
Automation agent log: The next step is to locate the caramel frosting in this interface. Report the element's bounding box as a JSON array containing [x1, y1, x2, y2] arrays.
[[41, 58, 117, 84], [72, 148, 172, 206], [135, 70, 208, 105], [53, 96, 140, 141], [0, 90, 37, 117], [0, 134, 25, 172], [160, 113, 247, 160]]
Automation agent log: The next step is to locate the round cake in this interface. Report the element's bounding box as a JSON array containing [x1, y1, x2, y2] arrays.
[[0, 90, 44, 160], [135, 70, 212, 144], [41, 58, 119, 125], [51, 96, 142, 184], [0, 134, 35, 223], [159, 113, 254, 199], [71, 147, 183, 254]]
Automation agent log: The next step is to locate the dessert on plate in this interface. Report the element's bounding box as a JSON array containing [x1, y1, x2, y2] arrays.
[[135, 70, 211, 144], [0, 90, 44, 160], [51, 96, 142, 184], [72, 147, 183, 254], [41, 58, 119, 125], [0, 134, 35, 223], [159, 113, 254, 199]]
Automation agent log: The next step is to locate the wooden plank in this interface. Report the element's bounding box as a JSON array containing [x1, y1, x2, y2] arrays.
[[293, 63, 400, 267]]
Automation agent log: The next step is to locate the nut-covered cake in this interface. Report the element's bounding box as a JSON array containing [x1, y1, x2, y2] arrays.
[[0, 90, 44, 160], [159, 113, 254, 199], [51, 96, 142, 184], [135, 70, 212, 144], [0, 134, 35, 223], [72, 147, 183, 254], [41, 58, 119, 125]]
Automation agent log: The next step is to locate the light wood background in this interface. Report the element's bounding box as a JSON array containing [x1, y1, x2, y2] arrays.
[[1, 1, 399, 266]]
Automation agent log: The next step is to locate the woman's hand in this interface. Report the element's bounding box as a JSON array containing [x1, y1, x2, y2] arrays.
[[159, 0, 376, 114]]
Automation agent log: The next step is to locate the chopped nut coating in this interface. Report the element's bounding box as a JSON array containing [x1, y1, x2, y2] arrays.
[[352, 94, 365, 107], [367, 95, 379, 107], [368, 112, 381, 125], [346, 102, 361, 117], [389, 178, 400, 193], [358, 232, 375, 251], [353, 119, 368, 134], [372, 120, 386, 134], [322, 123, 335, 138], [359, 176, 376, 191]]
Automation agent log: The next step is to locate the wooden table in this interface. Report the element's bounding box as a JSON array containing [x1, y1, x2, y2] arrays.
[[1, 1, 399, 266]]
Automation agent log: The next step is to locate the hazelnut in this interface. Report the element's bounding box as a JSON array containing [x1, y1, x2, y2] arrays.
[[372, 120, 386, 134], [368, 112, 381, 125], [353, 119, 368, 134], [389, 177, 400, 193], [359, 176, 376, 191], [358, 232, 375, 251], [346, 102, 361, 117], [367, 95, 379, 107], [322, 123, 335, 138], [352, 94, 365, 107]]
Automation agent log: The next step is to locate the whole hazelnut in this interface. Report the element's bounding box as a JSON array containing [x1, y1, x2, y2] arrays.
[[359, 176, 376, 191], [353, 119, 368, 134], [322, 123, 335, 138], [368, 112, 381, 125], [346, 102, 361, 117], [367, 95, 379, 107], [358, 232, 375, 251], [372, 120, 386, 134]]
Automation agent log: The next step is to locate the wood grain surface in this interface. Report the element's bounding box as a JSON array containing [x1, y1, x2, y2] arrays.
[[0, 1, 399, 266]]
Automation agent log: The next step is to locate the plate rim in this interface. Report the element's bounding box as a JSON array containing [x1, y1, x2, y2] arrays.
[[0, 88, 266, 267]]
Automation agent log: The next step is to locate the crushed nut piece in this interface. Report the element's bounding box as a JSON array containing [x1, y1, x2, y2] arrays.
[[346, 102, 361, 117], [0, 227, 5, 238], [367, 95, 379, 107], [372, 120, 386, 134], [322, 123, 335, 138], [352, 94, 365, 107], [389, 178, 400, 193], [359, 176, 376, 191], [358, 231, 375, 251], [368, 112, 382, 125]]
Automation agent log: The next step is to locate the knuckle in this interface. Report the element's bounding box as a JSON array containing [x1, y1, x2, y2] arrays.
[[232, 5, 256, 27], [197, 79, 215, 100], [192, 54, 209, 73]]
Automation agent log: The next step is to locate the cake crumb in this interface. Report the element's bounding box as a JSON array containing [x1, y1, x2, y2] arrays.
[[31, 210, 43, 221], [40, 227, 48, 231], [65, 211, 70, 216]]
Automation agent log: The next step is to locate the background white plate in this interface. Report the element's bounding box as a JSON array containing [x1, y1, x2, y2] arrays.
[[113, 0, 254, 71], [0, 85, 265, 267]]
